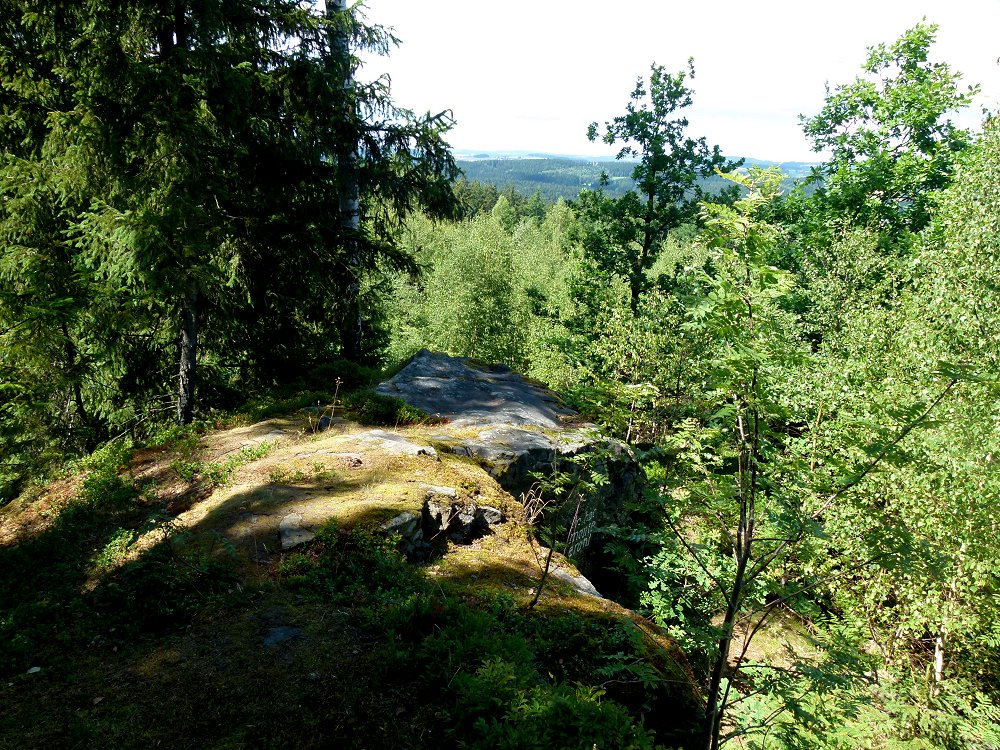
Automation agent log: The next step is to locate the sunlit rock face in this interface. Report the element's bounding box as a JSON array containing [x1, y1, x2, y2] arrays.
[[375, 348, 574, 428], [374, 350, 642, 556]]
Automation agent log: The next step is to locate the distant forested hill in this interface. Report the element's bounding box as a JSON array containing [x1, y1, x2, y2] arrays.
[[456, 152, 818, 202]]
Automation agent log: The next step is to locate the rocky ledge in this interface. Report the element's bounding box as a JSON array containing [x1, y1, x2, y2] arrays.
[[376, 350, 641, 559]]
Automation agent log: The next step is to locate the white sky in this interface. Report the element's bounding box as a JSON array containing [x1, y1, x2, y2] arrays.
[[356, 0, 1000, 162]]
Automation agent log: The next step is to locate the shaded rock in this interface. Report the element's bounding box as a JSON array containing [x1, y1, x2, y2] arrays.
[[446, 427, 560, 493], [381, 511, 421, 540], [375, 349, 574, 427], [278, 513, 315, 550], [263, 625, 302, 647], [382, 498, 506, 561], [444, 427, 639, 558], [424, 500, 505, 545], [443, 426, 639, 510], [317, 415, 346, 432]]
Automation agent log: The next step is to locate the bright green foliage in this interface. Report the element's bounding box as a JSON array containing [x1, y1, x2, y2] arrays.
[[387, 197, 715, 444], [787, 22, 980, 350], [384, 197, 699, 442], [784, 121, 1000, 750], [418, 209, 530, 367], [580, 61, 740, 312], [386, 200, 572, 371], [642, 168, 817, 748], [801, 22, 977, 239], [717, 122, 1000, 750], [640, 158, 1000, 748], [921, 118, 1000, 372]]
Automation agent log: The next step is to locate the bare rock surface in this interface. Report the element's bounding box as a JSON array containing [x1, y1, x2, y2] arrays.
[[355, 430, 438, 458], [375, 349, 574, 428], [374, 350, 625, 496], [279, 512, 315, 550], [373, 351, 642, 558], [419, 483, 457, 498], [552, 568, 604, 599]]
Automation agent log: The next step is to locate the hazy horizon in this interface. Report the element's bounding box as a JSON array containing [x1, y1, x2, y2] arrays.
[[361, 1, 999, 164], [450, 147, 823, 166]]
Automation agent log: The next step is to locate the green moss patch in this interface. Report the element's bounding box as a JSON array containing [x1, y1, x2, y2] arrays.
[[1, 409, 700, 749]]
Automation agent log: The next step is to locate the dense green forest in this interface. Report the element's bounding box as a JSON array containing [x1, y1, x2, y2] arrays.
[[2, 3, 999, 749], [455, 155, 818, 202]]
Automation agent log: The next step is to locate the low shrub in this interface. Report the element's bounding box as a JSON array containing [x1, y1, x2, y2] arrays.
[[303, 359, 380, 391], [276, 522, 421, 606], [343, 390, 441, 426]]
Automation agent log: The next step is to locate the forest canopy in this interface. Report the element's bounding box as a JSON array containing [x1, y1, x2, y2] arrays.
[[1, 8, 998, 750], [382, 23, 999, 750], [0, 0, 457, 494]]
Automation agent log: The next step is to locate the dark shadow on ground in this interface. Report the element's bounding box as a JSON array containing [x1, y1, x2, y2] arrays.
[[1, 437, 701, 750]]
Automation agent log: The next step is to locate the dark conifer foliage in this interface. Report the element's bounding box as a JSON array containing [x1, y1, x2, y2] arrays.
[[0, 0, 457, 497]]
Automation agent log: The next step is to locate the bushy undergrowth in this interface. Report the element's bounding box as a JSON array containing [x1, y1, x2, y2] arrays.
[[343, 389, 441, 426], [277, 521, 422, 606], [0, 410, 703, 750], [0, 440, 241, 675], [274, 521, 700, 748]]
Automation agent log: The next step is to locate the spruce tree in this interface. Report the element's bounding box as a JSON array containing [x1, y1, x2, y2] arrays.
[[0, 0, 457, 498]]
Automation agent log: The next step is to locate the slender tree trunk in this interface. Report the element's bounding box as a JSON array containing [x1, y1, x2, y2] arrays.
[[177, 281, 198, 425], [173, 1, 187, 50], [933, 629, 946, 694], [702, 551, 751, 750], [330, 0, 363, 361], [703, 400, 759, 750], [339, 153, 362, 360], [628, 271, 644, 315], [60, 322, 92, 439], [630, 176, 658, 314], [528, 542, 556, 610]]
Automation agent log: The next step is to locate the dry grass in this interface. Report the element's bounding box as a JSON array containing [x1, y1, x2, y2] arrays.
[[0, 473, 84, 546]]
